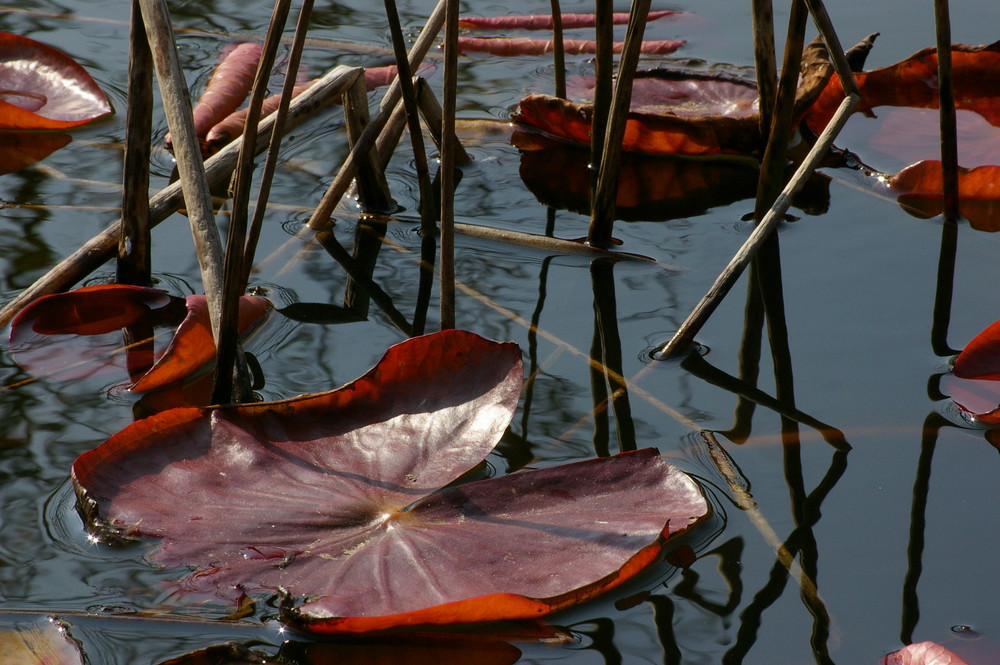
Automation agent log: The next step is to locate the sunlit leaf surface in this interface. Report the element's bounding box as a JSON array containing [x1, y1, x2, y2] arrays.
[[71, 330, 709, 634], [881, 641, 971, 665], [0, 32, 112, 130]]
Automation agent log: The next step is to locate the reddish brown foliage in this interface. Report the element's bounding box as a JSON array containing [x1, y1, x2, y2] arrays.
[[458, 11, 677, 30], [456, 37, 684, 57]]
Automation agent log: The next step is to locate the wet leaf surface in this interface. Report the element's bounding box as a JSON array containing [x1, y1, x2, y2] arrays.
[[0, 32, 112, 130], [71, 330, 709, 634], [890, 161, 1000, 231]]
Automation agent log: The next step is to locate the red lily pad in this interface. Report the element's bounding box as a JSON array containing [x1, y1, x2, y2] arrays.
[[514, 39, 832, 156], [7, 284, 272, 392], [203, 65, 399, 156], [804, 43, 1000, 138], [458, 11, 678, 30], [889, 161, 1000, 231], [456, 37, 684, 57], [803, 43, 1000, 227], [881, 641, 970, 665], [71, 330, 709, 634], [941, 318, 1000, 424], [0, 32, 112, 130]]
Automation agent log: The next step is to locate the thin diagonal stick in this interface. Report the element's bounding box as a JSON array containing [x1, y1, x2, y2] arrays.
[[656, 0, 860, 358]]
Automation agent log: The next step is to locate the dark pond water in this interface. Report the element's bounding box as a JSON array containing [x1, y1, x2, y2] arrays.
[[2, 0, 1000, 663]]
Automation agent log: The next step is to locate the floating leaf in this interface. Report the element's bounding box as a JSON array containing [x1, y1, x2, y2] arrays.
[[456, 37, 684, 57], [0, 32, 112, 130], [942, 318, 1000, 424], [803, 42, 1000, 225], [954, 318, 1000, 381], [514, 38, 832, 156], [0, 618, 84, 665], [129, 294, 272, 392], [889, 161, 1000, 231], [458, 11, 678, 30], [804, 42, 1000, 137], [71, 330, 709, 634], [8, 284, 272, 393], [881, 641, 970, 665]]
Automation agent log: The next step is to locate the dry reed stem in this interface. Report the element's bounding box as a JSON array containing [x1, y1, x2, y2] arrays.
[[139, 0, 226, 341], [118, 0, 153, 287], [587, 0, 651, 246]]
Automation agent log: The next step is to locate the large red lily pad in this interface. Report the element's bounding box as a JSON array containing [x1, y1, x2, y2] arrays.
[[7, 284, 272, 393], [71, 330, 709, 634], [0, 32, 112, 130]]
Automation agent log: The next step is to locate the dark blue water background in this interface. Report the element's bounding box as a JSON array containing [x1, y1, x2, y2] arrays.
[[2, 1, 1000, 663]]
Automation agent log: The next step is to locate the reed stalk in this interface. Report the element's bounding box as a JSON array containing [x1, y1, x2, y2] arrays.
[[550, 0, 566, 98], [241, 0, 316, 288], [383, 0, 435, 234], [117, 0, 153, 287], [306, 0, 446, 230], [588, 0, 613, 198], [138, 0, 227, 341], [214, 0, 293, 404], [656, 0, 860, 358], [587, 0, 651, 246], [751, 0, 777, 138], [439, 0, 459, 330], [934, 0, 959, 220]]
